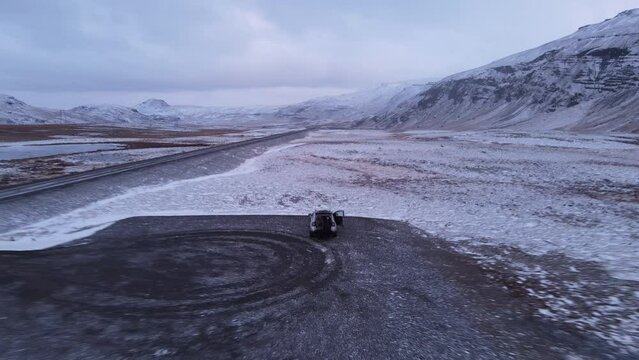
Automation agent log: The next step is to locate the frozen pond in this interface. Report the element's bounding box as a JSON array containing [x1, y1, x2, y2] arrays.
[[0, 143, 124, 160]]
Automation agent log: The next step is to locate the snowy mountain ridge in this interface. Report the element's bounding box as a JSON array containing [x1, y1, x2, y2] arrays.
[[0, 95, 265, 127], [359, 9, 639, 132], [0, 96, 181, 127], [134, 99, 173, 115], [273, 80, 431, 126], [0, 94, 61, 124], [451, 9, 639, 80], [0, 80, 424, 128]]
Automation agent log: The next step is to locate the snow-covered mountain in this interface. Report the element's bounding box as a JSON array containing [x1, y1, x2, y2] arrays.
[[129, 82, 430, 128], [67, 104, 177, 125], [0, 94, 61, 124], [125, 83, 427, 128], [0, 81, 423, 128], [0, 95, 181, 127], [0, 93, 288, 128], [273, 81, 431, 126], [134, 99, 177, 117], [359, 9, 639, 132]]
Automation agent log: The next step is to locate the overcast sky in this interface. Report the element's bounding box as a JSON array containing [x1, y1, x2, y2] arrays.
[[1, 0, 638, 108]]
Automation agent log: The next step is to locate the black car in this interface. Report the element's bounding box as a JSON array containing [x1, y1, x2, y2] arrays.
[[309, 210, 344, 238]]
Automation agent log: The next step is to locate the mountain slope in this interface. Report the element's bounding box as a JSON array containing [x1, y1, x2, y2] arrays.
[[130, 82, 430, 128], [0, 81, 429, 128], [360, 9, 639, 132], [274, 81, 431, 126], [0, 96, 182, 127], [0, 94, 60, 124], [134, 99, 177, 117]]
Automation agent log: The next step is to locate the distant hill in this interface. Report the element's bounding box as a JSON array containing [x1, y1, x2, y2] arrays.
[[0, 94, 179, 127], [0, 82, 424, 128], [0, 94, 60, 125]]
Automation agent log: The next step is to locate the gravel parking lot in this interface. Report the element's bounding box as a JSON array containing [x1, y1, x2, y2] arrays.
[[0, 215, 623, 359]]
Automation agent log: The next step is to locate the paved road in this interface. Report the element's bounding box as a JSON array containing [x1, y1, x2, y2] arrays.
[[0, 216, 621, 359], [0, 129, 308, 202], [0, 129, 308, 234]]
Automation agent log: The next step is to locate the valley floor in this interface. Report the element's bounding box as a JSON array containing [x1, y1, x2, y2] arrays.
[[0, 125, 282, 187], [1, 129, 638, 354]]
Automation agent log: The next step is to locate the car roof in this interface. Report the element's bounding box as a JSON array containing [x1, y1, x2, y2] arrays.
[[314, 210, 333, 214]]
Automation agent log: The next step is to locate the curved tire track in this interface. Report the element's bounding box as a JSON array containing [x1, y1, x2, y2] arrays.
[[9, 230, 338, 318]]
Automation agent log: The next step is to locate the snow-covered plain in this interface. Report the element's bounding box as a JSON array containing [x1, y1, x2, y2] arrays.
[[1, 130, 638, 352]]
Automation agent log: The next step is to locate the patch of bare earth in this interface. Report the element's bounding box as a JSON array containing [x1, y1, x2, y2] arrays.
[[451, 240, 639, 354], [0, 158, 79, 187]]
